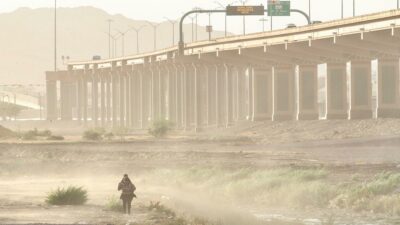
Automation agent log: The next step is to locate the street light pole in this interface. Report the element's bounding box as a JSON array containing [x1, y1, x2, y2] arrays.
[[54, 0, 57, 72], [116, 28, 133, 57], [106, 19, 113, 58], [214, 1, 227, 37], [353, 0, 356, 17], [164, 17, 177, 46], [146, 22, 160, 51], [341, 0, 344, 19], [238, 0, 249, 35], [131, 25, 146, 54], [259, 18, 268, 32]]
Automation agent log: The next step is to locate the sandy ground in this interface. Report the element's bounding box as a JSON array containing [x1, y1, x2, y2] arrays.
[[1, 119, 400, 224]]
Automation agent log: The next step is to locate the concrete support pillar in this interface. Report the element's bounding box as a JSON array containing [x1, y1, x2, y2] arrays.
[[205, 65, 217, 127], [119, 72, 126, 128], [100, 74, 106, 127], [45, 73, 57, 121], [326, 62, 348, 119], [60, 80, 73, 120], [159, 66, 167, 120], [150, 66, 160, 121], [377, 58, 400, 118], [130, 71, 138, 128], [112, 71, 119, 128], [141, 67, 151, 128], [139, 69, 146, 129], [350, 60, 373, 119], [247, 67, 253, 121], [82, 71, 89, 125], [183, 64, 195, 129], [106, 74, 112, 127], [216, 64, 227, 127], [232, 68, 239, 122], [76, 76, 83, 122], [91, 72, 99, 126], [167, 66, 177, 123], [298, 65, 319, 120], [225, 64, 233, 127], [273, 66, 296, 121], [175, 65, 183, 128], [125, 72, 131, 128], [194, 64, 203, 131], [237, 67, 247, 120], [252, 67, 273, 121]]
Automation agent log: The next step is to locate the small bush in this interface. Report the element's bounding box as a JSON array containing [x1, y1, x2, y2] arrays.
[[148, 119, 173, 138], [46, 186, 88, 205], [104, 132, 114, 141], [47, 135, 64, 141], [22, 130, 37, 140], [37, 129, 52, 137], [83, 129, 103, 141], [105, 195, 123, 212]]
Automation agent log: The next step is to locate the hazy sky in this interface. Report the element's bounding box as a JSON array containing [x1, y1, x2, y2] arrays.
[[0, 0, 398, 33]]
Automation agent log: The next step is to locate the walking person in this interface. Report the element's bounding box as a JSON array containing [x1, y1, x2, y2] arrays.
[[118, 174, 136, 214]]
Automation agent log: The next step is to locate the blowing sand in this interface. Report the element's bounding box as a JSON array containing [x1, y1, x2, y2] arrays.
[[1, 119, 400, 224]]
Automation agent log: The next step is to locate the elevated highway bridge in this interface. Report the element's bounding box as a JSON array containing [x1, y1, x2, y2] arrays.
[[46, 9, 400, 130]]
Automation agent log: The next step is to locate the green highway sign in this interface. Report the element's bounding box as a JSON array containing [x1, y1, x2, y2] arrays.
[[268, 1, 291, 16]]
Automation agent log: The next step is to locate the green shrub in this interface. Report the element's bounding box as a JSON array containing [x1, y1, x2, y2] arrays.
[[105, 195, 123, 212], [21, 130, 37, 140], [37, 129, 52, 137], [104, 132, 114, 141], [83, 129, 103, 141], [46, 186, 88, 205], [47, 135, 64, 141], [148, 119, 173, 138]]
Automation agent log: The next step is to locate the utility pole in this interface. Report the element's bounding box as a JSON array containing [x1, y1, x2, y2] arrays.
[[106, 19, 113, 58], [131, 25, 146, 54], [146, 22, 160, 51], [54, 0, 57, 72], [353, 0, 355, 17]]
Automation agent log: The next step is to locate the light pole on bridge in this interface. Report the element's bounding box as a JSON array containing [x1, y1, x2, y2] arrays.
[[116, 28, 132, 57], [130, 25, 146, 54], [146, 21, 161, 51], [259, 18, 268, 32], [237, 0, 251, 35], [54, 0, 57, 72], [106, 19, 113, 58], [164, 17, 178, 46]]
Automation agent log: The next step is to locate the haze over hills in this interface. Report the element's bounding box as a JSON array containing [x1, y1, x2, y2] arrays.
[[0, 6, 228, 85]]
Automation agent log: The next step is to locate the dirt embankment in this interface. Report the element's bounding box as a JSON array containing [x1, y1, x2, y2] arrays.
[[0, 125, 15, 139]]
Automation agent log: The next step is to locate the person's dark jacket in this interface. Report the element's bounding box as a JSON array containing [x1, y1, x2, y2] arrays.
[[118, 178, 136, 200]]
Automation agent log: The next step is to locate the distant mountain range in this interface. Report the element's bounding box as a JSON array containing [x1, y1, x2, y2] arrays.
[[0, 6, 228, 85]]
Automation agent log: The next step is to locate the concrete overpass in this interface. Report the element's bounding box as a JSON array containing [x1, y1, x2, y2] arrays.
[[46, 9, 400, 130]]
